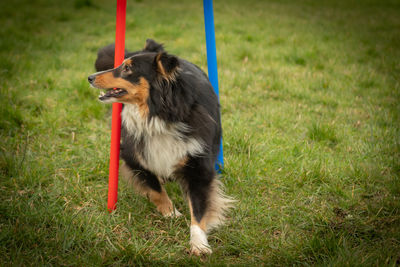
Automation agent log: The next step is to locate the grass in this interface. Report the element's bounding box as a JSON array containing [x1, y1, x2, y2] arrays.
[[1, 0, 399, 265]]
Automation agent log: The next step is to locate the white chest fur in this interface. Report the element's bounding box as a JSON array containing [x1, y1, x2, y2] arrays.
[[121, 105, 203, 178]]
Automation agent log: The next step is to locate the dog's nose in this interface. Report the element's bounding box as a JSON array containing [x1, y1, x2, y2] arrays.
[[88, 75, 95, 83]]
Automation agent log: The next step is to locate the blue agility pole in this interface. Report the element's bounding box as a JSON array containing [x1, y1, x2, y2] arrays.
[[203, 0, 223, 171]]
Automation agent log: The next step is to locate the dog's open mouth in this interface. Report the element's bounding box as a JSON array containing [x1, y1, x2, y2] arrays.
[[98, 88, 128, 101]]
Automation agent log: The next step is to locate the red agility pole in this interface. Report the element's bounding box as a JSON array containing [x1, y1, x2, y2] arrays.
[[107, 0, 126, 212]]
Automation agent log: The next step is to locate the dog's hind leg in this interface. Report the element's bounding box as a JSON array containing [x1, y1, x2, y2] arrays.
[[121, 162, 181, 217]]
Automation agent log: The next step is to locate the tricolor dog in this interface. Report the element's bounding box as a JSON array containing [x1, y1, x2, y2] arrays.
[[88, 39, 234, 255]]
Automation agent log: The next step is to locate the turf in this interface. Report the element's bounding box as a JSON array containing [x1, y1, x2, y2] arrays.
[[1, 0, 399, 265]]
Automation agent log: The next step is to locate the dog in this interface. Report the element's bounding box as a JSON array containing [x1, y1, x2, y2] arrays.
[[88, 39, 233, 255]]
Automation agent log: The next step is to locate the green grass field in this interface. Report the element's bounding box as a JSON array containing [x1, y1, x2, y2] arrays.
[[1, 0, 399, 265]]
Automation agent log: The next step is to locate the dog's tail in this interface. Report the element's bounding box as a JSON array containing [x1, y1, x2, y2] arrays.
[[94, 44, 125, 72], [94, 39, 165, 72]]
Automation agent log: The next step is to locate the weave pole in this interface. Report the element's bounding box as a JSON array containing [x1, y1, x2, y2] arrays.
[[107, 0, 126, 212], [107, 0, 220, 212], [203, 0, 223, 170]]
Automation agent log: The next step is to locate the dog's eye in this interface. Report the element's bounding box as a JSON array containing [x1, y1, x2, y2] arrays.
[[123, 65, 130, 72]]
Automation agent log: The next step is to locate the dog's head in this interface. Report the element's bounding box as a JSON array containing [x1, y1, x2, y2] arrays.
[[88, 40, 179, 117]]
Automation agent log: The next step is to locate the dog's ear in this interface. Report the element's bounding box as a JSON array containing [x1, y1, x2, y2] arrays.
[[143, 39, 165, 53], [154, 52, 179, 80]]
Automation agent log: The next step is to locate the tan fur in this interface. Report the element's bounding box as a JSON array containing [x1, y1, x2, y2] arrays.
[[94, 73, 150, 118], [148, 189, 175, 216], [155, 53, 167, 76], [174, 156, 188, 171], [120, 162, 175, 216], [188, 198, 207, 231], [123, 58, 132, 66], [155, 53, 180, 83], [120, 77, 150, 118], [93, 71, 115, 88]]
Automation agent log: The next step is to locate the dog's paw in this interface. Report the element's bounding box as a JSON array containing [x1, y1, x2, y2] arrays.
[[190, 225, 212, 256], [190, 244, 212, 256], [163, 208, 182, 218]]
